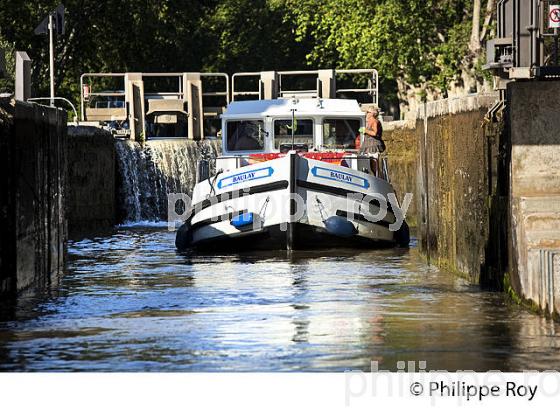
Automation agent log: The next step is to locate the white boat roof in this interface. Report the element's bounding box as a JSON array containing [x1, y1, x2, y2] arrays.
[[222, 98, 364, 119]]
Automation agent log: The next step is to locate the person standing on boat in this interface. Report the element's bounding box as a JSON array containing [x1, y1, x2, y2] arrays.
[[361, 107, 386, 153]]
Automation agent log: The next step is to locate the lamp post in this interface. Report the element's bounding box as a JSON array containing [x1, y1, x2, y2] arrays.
[[48, 14, 54, 106], [34, 4, 65, 107]]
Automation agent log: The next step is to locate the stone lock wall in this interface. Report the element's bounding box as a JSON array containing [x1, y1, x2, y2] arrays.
[[508, 81, 560, 317], [67, 126, 116, 236], [0, 98, 67, 294], [383, 94, 506, 285], [383, 120, 420, 228], [385, 87, 560, 319], [419, 97, 501, 282]]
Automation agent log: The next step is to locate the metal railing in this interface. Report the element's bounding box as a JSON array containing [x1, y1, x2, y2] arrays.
[[335, 69, 378, 104], [80, 72, 230, 124], [231, 72, 262, 101], [201, 72, 230, 104], [141, 72, 185, 101], [231, 69, 378, 104], [277, 70, 323, 99], [215, 152, 389, 181], [80, 73, 126, 121], [28, 97, 79, 123]]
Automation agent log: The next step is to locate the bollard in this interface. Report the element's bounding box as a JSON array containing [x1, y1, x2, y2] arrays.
[[15, 51, 31, 101]]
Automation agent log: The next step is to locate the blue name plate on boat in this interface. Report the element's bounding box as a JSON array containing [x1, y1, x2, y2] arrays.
[[310, 166, 370, 189], [230, 212, 255, 228], [217, 167, 274, 189]]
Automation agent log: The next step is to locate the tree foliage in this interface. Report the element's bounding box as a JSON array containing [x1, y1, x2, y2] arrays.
[[201, 0, 311, 72], [0, 34, 15, 93], [286, 0, 476, 101], [0, 0, 487, 112]]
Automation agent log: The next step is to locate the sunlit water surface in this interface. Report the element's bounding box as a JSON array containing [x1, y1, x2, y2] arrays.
[[1, 226, 559, 371]]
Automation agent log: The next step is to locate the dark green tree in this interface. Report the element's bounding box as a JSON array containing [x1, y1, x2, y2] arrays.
[[0, 0, 495, 115], [285, 0, 493, 116]]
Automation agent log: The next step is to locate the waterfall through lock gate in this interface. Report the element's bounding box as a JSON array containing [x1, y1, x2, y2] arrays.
[[115, 139, 220, 223]]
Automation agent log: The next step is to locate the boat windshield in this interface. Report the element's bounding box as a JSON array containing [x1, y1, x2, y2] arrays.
[[226, 120, 266, 152], [274, 119, 314, 150], [322, 118, 360, 149]]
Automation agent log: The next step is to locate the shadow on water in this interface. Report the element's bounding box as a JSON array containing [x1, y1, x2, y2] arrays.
[[0, 226, 559, 371]]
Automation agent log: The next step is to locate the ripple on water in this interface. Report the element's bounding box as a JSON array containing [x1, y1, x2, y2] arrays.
[[0, 227, 560, 371]]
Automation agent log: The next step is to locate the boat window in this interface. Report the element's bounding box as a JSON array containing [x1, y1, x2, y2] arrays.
[[273, 119, 314, 150], [226, 120, 265, 152], [322, 118, 360, 149]]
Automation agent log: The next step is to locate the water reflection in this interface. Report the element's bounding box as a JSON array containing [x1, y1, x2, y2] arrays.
[[0, 227, 559, 371]]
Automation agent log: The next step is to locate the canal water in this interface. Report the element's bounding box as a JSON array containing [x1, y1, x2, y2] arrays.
[[1, 225, 559, 372]]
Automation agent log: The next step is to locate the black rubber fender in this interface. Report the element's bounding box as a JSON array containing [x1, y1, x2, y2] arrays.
[[323, 215, 358, 238], [175, 222, 193, 250], [394, 220, 410, 248]]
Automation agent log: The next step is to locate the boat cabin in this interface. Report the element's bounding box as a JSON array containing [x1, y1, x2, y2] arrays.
[[215, 97, 389, 181], [221, 98, 365, 155]]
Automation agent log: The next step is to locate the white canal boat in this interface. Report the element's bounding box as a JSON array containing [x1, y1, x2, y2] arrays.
[[176, 70, 410, 251]]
